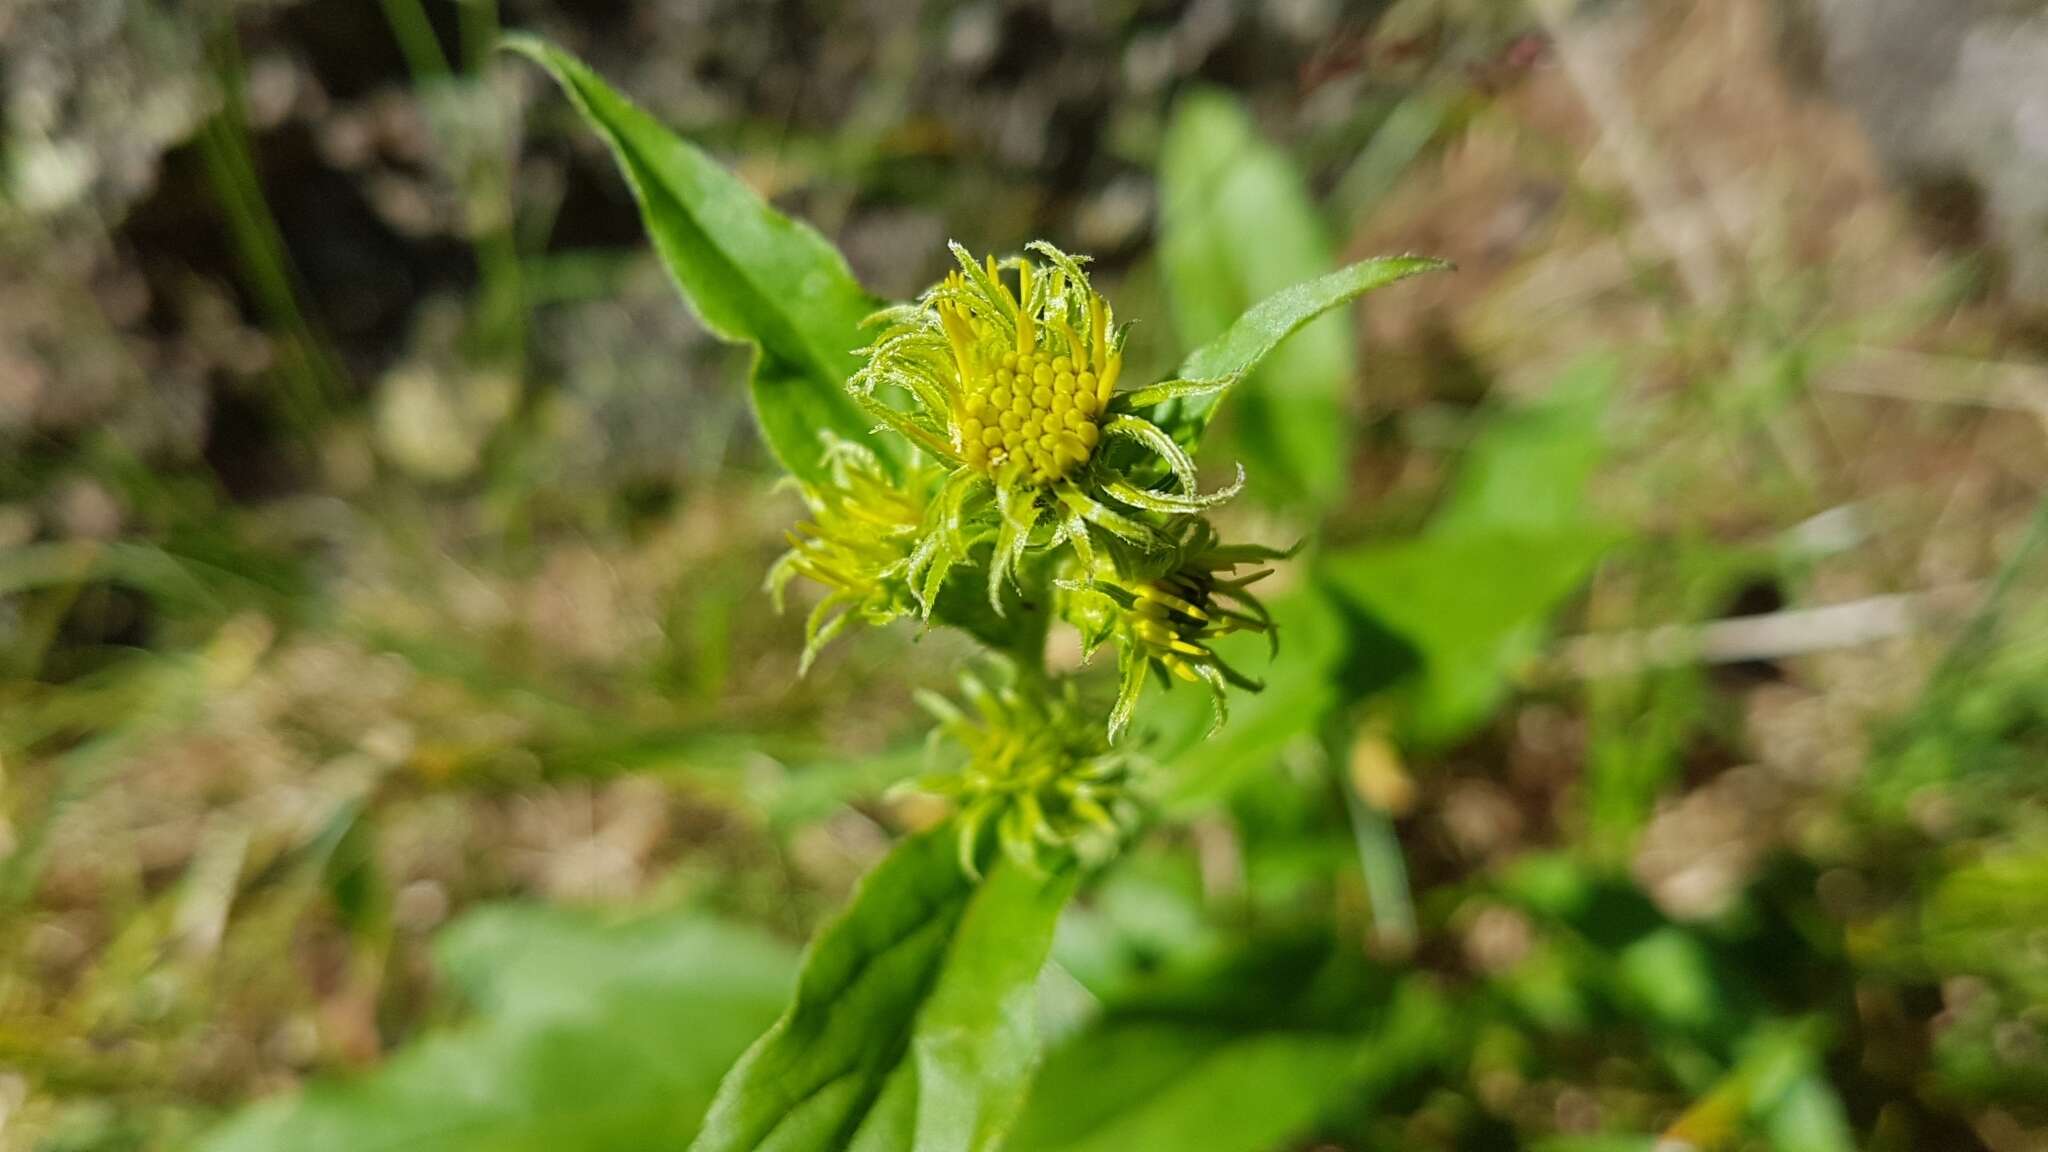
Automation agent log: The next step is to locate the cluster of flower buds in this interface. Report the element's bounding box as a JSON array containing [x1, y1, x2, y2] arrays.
[[910, 674, 1138, 876], [773, 243, 1286, 869]]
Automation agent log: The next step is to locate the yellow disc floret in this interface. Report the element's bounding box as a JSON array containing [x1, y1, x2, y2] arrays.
[[936, 254, 1121, 484], [848, 240, 1243, 618]]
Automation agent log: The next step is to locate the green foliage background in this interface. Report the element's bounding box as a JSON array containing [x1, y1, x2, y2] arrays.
[[2, 4, 2044, 1152]]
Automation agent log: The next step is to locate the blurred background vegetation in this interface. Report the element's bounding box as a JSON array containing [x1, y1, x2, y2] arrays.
[[2, 0, 2046, 1149]]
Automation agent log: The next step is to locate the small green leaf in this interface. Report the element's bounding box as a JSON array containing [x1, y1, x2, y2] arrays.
[[1160, 255, 1448, 450], [1763, 1073, 1855, 1152], [1318, 366, 1618, 744], [1146, 588, 1349, 814], [1659, 1022, 1851, 1152], [1319, 528, 1611, 745], [1006, 976, 1448, 1152], [1432, 355, 1616, 537], [1158, 89, 1354, 506], [692, 828, 1076, 1152], [194, 905, 797, 1152], [1615, 927, 1729, 1035], [507, 36, 884, 484]]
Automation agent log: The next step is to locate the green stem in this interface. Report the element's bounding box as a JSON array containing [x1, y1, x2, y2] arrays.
[[1928, 490, 2047, 689], [377, 0, 451, 80], [458, 0, 499, 74], [199, 18, 348, 436], [1010, 555, 1056, 681], [1326, 713, 1416, 952]]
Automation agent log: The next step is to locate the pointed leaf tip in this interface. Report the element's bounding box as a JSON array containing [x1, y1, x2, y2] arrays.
[[1161, 255, 1449, 449], [506, 36, 887, 486]]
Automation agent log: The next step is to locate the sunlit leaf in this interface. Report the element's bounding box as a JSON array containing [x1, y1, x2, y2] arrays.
[[1317, 362, 1617, 744], [692, 828, 1075, 1152], [1157, 255, 1448, 452], [1006, 971, 1447, 1152], [1320, 527, 1611, 745], [1432, 355, 1616, 537], [195, 905, 797, 1152], [1007, 1026, 1356, 1152]]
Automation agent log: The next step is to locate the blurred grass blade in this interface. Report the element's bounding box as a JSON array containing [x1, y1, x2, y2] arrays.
[[1161, 255, 1447, 452], [1331, 90, 1456, 223], [199, 17, 346, 436], [0, 541, 220, 611], [507, 36, 887, 484], [376, 0, 451, 80], [1335, 720, 1416, 953], [693, 829, 1076, 1152], [0, 619, 268, 909], [1158, 89, 1355, 506]]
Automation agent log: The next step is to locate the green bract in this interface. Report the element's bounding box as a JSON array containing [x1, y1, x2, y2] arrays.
[[765, 436, 936, 672], [1062, 517, 1293, 742], [913, 672, 1141, 877]]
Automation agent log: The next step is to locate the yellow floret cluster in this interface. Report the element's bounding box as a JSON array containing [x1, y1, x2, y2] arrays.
[[937, 260, 1121, 485], [955, 337, 1109, 481]]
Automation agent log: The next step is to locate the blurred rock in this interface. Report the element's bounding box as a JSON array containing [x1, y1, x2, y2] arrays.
[[372, 362, 516, 482], [1439, 777, 1525, 859], [51, 477, 123, 541], [945, 2, 1002, 71], [0, 0, 225, 220], [0, 504, 36, 549], [0, 348, 47, 429], [1799, 0, 2048, 307], [1632, 765, 1783, 921], [371, 298, 519, 482]]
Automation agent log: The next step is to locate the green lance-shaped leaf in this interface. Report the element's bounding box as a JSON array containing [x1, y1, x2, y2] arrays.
[[1008, 1028, 1359, 1152], [1318, 527, 1612, 747], [1156, 255, 1449, 451], [1316, 359, 1619, 746], [193, 905, 796, 1152], [1431, 354, 1616, 538], [1005, 963, 1450, 1152], [692, 828, 1077, 1152], [507, 37, 887, 484]]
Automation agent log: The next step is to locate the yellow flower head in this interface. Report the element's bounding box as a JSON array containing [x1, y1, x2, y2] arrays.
[[935, 255, 1118, 483], [766, 437, 938, 671], [852, 242, 1244, 612], [773, 242, 1289, 745]]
